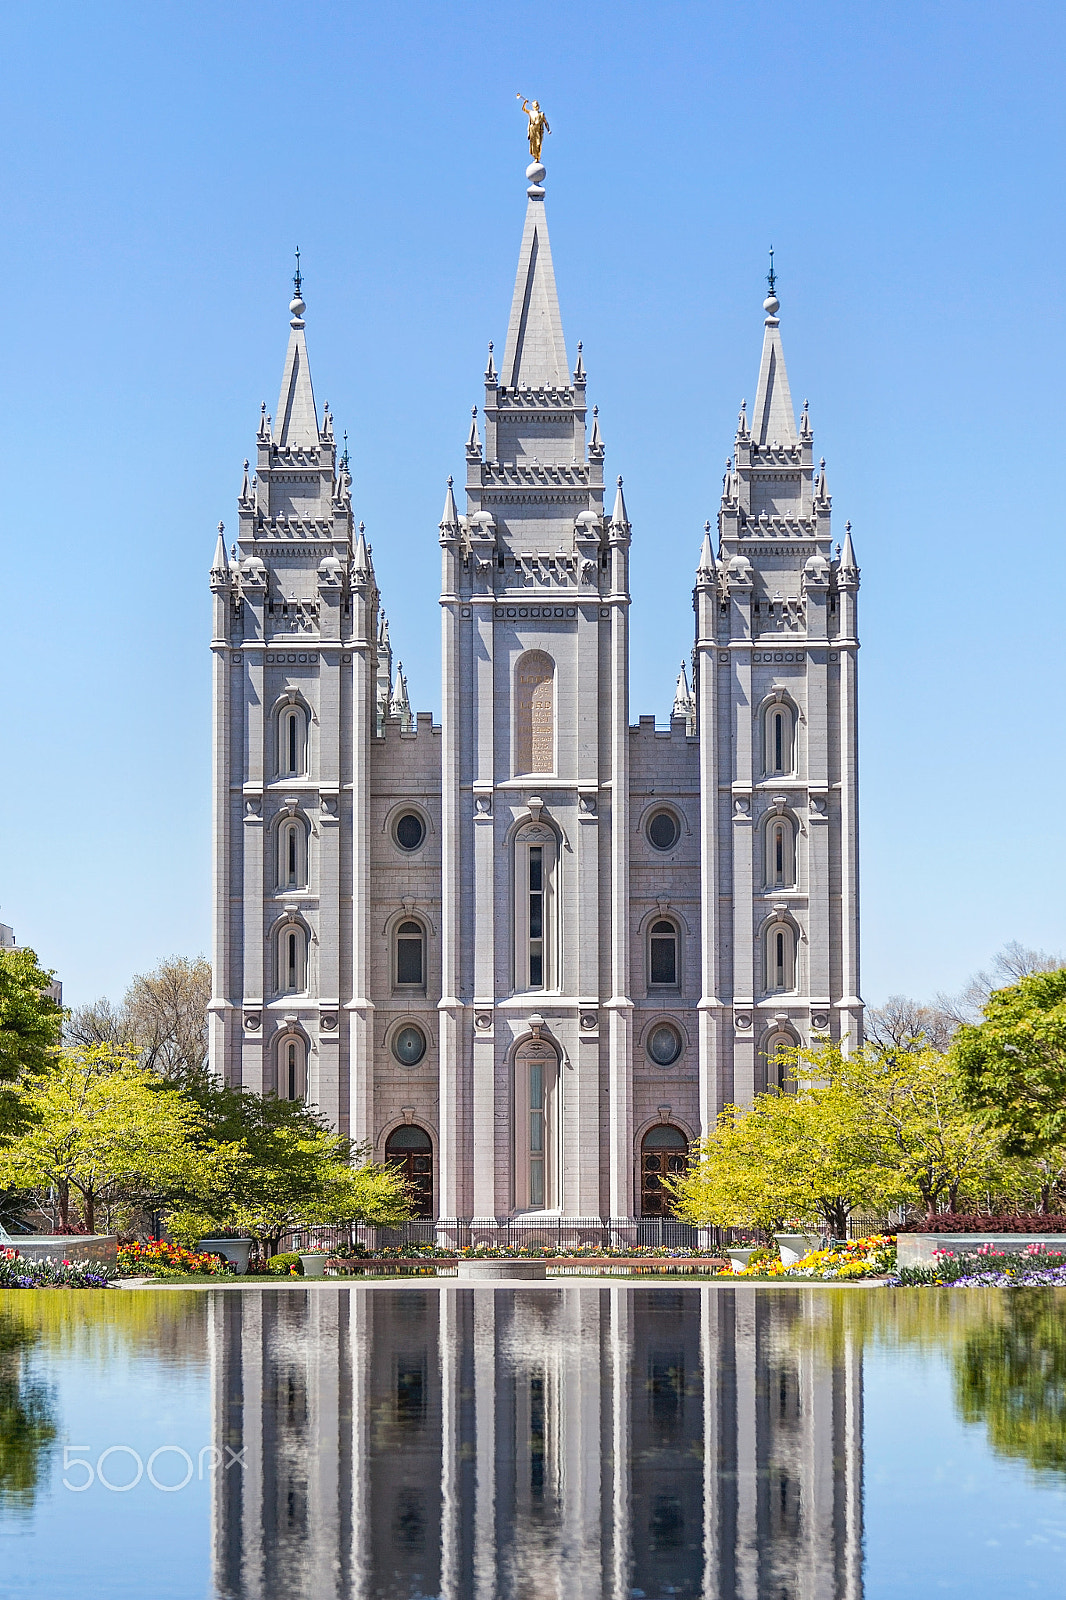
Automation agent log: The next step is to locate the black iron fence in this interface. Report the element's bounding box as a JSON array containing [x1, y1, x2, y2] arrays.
[[280, 1216, 771, 1256]]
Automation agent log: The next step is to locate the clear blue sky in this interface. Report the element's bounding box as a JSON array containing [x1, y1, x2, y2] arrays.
[[3, 1, 1064, 1008]]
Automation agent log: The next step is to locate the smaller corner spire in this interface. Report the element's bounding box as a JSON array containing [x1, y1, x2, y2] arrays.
[[840, 520, 858, 572], [610, 474, 629, 530], [211, 520, 228, 576], [485, 340, 497, 383], [573, 340, 585, 382], [466, 405, 482, 460], [440, 474, 459, 533], [737, 399, 749, 439], [697, 521, 716, 580], [673, 660, 693, 721], [353, 520, 370, 575], [588, 404, 604, 458]]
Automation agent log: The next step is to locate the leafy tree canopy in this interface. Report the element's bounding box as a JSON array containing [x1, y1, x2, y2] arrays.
[[952, 968, 1066, 1157], [0, 949, 64, 1140]]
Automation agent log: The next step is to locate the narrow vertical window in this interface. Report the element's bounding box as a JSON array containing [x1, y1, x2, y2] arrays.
[[528, 847, 543, 988], [515, 1040, 557, 1210], [514, 826, 557, 993], [288, 715, 297, 775], [287, 1041, 297, 1101], [287, 827, 297, 887], [775, 930, 785, 986], [765, 703, 794, 776], [529, 1059, 544, 1207], [287, 932, 298, 990], [395, 921, 425, 988], [649, 921, 678, 987], [774, 714, 783, 772]]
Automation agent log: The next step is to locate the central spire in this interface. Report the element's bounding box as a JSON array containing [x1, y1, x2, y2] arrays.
[[274, 251, 319, 449], [751, 250, 797, 447], [500, 160, 569, 391]]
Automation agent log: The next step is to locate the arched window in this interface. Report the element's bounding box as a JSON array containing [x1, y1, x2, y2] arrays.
[[515, 651, 555, 775], [514, 825, 558, 992], [278, 922, 308, 994], [765, 815, 796, 889], [640, 1125, 688, 1218], [395, 921, 425, 989], [766, 922, 796, 994], [514, 1039, 559, 1211], [648, 920, 679, 988], [277, 817, 308, 891], [764, 702, 794, 777], [385, 1125, 434, 1218], [277, 1035, 306, 1101], [761, 1031, 795, 1093], [279, 704, 308, 778]]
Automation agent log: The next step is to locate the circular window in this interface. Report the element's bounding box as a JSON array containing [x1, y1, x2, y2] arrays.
[[647, 1023, 683, 1066], [392, 1025, 427, 1066], [394, 813, 425, 851], [646, 810, 680, 851]]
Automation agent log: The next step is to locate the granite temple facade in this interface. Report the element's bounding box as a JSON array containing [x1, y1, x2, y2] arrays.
[[208, 155, 863, 1229]]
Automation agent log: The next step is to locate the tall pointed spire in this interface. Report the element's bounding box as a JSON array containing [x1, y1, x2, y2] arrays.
[[274, 250, 319, 448], [673, 661, 692, 719], [501, 159, 569, 390], [752, 249, 797, 447], [697, 521, 716, 580]]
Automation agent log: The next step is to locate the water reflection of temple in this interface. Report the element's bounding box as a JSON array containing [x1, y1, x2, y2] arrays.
[[210, 1286, 862, 1599]]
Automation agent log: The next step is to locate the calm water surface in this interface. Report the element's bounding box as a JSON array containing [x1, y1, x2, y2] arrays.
[[1, 1284, 1065, 1598]]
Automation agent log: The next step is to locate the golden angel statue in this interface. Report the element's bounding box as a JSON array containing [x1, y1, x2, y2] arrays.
[[517, 96, 550, 162]]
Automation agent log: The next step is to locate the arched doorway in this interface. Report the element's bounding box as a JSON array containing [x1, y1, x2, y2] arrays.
[[640, 1125, 688, 1218], [385, 1125, 434, 1218]]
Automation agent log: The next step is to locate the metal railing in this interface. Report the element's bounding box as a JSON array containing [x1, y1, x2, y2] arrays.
[[281, 1216, 756, 1256]]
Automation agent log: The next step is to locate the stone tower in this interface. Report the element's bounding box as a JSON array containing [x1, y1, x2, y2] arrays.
[[693, 264, 863, 1128], [438, 154, 636, 1227]]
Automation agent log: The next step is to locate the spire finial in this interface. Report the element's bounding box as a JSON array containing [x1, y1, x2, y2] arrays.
[[289, 247, 305, 324], [763, 246, 779, 318]]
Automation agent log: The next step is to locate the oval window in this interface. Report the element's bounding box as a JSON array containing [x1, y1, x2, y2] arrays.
[[392, 1025, 427, 1066], [395, 813, 425, 851], [646, 810, 680, 851], [647, 1023, 682, 1066]]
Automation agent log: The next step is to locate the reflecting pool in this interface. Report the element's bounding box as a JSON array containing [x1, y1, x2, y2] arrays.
[[2, 1284, 1066, 1598]]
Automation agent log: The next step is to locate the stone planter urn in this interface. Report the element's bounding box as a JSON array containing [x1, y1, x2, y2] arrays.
[[299, 1251, 328, 1279], [774, 1233, 823, 1266], [726, 1247, 760, 1274], [197, 1238, 253, 1275], [456, 1258, 547, 1281]]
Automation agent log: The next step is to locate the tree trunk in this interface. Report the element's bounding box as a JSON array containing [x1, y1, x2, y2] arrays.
[[84, 1191, 95, 1234], [1041, 1184, 1052, 1215], [57, 1181, 69, 1231]]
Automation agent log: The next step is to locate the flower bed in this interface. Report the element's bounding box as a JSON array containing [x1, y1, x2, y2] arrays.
[[116, 1241, 235, 1280], [896, 1214, 1066, 1233], [733, 1236, 897, 1280], [0, 1247, 111, 1289], [896, 1242, 1066, 1287]]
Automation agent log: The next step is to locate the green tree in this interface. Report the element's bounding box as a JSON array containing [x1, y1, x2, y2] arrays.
[[952, 968, 1066, 1158], [168, 1082, 414, 1255], [669, 1082, 875, 1237], [802, 1040, 1004, 1221], [0, 948, 63, 1138], [0, 1046, 209, 1232]]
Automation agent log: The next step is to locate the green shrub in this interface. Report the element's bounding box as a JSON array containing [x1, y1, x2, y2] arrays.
[[266, 1252, 303, 1276]]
